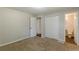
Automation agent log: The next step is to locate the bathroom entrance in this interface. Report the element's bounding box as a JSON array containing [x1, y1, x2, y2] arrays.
[[65, 12, 77, 45]]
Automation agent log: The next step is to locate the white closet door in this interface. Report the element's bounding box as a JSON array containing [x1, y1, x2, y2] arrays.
[[30, 17, 36, 37], [45, 16, 59, 39]]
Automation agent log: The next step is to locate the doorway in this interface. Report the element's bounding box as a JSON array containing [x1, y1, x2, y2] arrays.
[[30, 17, 37, 37], [65, 12, 77, 45], [36, 17, 41, 37]]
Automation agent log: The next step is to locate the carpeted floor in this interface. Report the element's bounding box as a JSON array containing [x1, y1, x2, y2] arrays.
[[0, 36, 79, 51]]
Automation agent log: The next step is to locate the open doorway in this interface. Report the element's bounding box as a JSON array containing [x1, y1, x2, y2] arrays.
[[65, 12, 77, 45], [30, 17, 37, 37], [36, 17, 41, 37]]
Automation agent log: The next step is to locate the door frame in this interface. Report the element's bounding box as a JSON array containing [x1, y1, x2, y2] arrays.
[[64, 12, 78, 44], [29, 17, 37, 37]]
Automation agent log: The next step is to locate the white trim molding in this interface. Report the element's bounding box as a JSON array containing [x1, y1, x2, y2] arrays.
[[0, 36, 30, 47]]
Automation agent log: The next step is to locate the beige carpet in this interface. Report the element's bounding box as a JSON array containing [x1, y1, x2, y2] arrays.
[[0, 36, 79, 51]]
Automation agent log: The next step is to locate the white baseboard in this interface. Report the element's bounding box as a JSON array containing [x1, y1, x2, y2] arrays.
[[57, 40, 65, 44], [0, 36, 30, 47]]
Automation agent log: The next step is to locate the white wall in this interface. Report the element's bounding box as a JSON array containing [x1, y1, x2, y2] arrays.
[[41, 16, 45, 37], [30, 17, 37, 37], [36, 18, 41, 34], [45, 13, 65, 43], [45, 16, 59, 39], [75, 10, 79, 45], [0, 7, 79, 45], [41, 11, 71, 43], [41, 9, 79, 44], [59, 13, 65, 43], [0, 8, 32, 46]]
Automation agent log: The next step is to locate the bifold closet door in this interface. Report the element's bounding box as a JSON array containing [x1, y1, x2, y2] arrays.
[[45, 16, 59, 39]]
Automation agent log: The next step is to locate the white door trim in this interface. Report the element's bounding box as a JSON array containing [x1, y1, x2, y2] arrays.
[[64, 12, 78, 44]]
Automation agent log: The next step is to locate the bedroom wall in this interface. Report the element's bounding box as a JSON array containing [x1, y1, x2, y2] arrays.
[[75, 9, 79, 45], [44, 13, 65, 43], [30, 17, 37, 37], [41, 8, 79, 44], [44, 15, 60, 40], [0, 7, 78, 46], [41, 16, 45, 38], [41, 10, 76, 43], [36, 17, 41, 34], [0, 8, 32, 46]]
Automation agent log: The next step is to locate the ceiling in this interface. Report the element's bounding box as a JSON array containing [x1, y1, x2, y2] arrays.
[[8, 7, 76, 16]]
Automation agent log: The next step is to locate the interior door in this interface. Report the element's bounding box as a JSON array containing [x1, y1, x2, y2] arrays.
[[30, 17, 36, 37], [45, 16, 59, 39]]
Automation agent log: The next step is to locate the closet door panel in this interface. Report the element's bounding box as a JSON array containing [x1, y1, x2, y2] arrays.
[[45, 16, 59, 39]]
